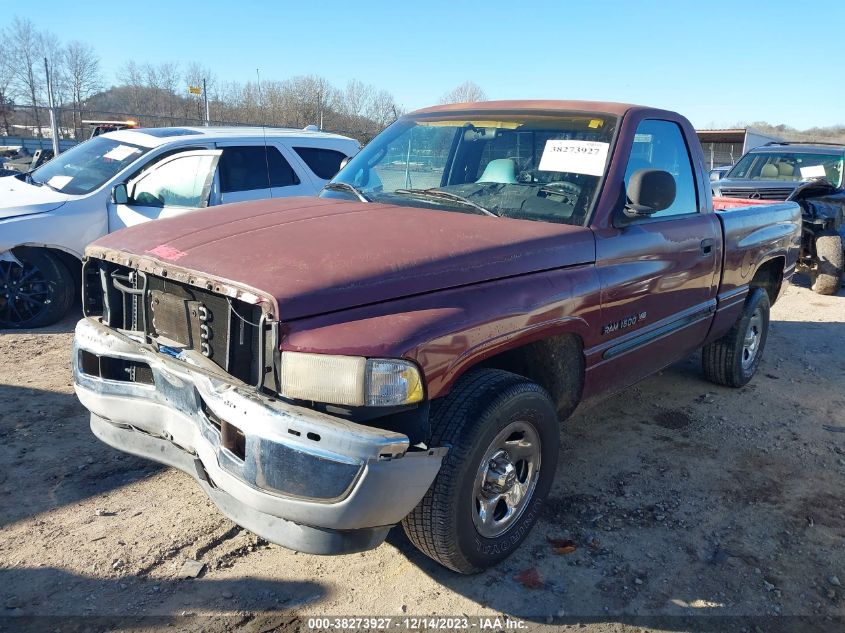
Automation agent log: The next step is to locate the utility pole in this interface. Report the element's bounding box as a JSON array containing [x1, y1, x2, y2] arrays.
[[44, 57, 61, 156], [203, 78, 210, 126], [317, 88, 323, 131]]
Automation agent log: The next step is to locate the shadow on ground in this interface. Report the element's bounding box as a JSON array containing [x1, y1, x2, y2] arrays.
[[384, 317, 845, 629], [0, 566, 320, 632], [0, 384, 164, 527]]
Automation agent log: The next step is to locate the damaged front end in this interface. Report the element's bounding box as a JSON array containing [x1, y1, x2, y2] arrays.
[[73, 252, 446, 555]]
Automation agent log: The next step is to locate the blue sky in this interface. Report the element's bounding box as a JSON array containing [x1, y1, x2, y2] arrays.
[[6, 0, 844, 129]]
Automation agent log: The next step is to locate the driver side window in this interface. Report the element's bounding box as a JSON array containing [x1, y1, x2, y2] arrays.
[[625, 120, 698, 219], [131, 154, 217, 208]]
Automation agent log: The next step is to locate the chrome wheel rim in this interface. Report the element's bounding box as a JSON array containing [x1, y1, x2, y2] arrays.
[[741, 307, 763, 370], [472, 421, 541, 539], [0, 259, 52, 327]]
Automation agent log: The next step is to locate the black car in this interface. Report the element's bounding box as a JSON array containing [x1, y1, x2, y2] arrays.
[[713, 142, 844, 295]]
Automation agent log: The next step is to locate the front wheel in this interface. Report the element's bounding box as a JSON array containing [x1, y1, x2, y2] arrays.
[[401, 369, 559, 574], [702, 286, 770, 388], [810, 231, 844, 295], [0, 247, 74, 329]]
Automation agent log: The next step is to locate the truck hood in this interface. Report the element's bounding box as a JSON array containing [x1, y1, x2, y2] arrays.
[[0, 175, 71, 219], [91, 197, 596, 320]]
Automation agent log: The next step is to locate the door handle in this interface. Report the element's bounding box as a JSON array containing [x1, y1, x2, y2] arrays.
[[700, 238, 715, 255]]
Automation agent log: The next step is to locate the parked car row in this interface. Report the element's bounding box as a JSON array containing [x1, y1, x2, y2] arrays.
[[70, 100, 804, 573], [0, 126, 360, 328]]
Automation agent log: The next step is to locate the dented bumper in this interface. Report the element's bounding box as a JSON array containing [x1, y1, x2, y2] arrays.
[[72, 317, 445, 555]]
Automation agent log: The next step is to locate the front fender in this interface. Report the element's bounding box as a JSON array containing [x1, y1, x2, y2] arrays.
[[0, 202, 107, 259], [281, 264, 602, 400]]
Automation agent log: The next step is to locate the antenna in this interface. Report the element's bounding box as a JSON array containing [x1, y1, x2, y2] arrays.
[[256, 68, 272, 191]]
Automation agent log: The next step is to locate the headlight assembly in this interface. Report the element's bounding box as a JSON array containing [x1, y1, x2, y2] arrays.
[[280, 352, 424, 407]]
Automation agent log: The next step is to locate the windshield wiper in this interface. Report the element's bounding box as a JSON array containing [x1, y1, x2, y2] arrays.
[[393, 188, 497, 217], [323, 181, 370, 202], [40, 180, 62, 192]]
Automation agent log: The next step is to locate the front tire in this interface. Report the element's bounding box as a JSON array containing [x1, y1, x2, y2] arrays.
[[402, 369, 559, 574], [810, 231, 844, 295], [702, 286, 770, 388], [0, 247, 74, 329]]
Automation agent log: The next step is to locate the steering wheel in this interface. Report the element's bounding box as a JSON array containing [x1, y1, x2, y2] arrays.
[[539, 181, 582, 206], [540, 181, 582, 197]]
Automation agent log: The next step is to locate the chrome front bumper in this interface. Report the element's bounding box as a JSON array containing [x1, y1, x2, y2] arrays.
[[72, 317, 445, 554]]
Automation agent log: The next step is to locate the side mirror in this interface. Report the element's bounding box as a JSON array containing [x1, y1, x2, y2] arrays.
[[338, 156, 351, 171], [624, 169, 675, 218], [112, 183, 128, 205]]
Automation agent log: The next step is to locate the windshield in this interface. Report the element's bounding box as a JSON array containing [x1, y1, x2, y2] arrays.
[[30, 136, 150, 195], [727, 150, 843, 186], [324, 112, 618, 225]]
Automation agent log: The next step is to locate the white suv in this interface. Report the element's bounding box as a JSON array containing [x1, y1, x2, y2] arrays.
[[0, 126, 360, 328]]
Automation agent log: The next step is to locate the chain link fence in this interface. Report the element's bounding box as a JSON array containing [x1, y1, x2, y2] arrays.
[[0, 105, 362, 148]]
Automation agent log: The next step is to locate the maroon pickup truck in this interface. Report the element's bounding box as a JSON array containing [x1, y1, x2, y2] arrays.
[[73, 101, 801, 573]]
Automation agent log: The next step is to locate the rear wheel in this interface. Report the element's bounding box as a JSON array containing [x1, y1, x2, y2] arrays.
[[0, 247, 75, 329], [810, 231, 844, 295], [702, 286, 770, 388], [402, 369, 559, 574]]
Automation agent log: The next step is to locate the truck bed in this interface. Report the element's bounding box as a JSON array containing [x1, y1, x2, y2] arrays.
[[714, 199, 802, 298]]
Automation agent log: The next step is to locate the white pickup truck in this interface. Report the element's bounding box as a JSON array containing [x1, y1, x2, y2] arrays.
[[0, 126, 360, 329]]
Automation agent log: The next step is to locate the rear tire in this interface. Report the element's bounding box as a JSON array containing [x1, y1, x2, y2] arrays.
[[702, 286, 770, 388], [402, 369, 559, 574], [0, 247, 75, 329], [810, 231, 843, 295]]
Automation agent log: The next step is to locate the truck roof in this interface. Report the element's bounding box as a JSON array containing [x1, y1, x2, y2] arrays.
[[102, 126, 359, 148], [408, 100, 645, 117]]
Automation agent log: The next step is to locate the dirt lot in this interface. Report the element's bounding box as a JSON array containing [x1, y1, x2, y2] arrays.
[[0, 279, 844, 633]]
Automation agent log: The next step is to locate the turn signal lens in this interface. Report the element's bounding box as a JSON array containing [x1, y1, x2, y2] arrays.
[[365, 359, 424, 406]]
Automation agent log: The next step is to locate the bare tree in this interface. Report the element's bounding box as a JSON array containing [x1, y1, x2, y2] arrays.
[[439, 81, 487, 104], [41, 30, 64, 100], [184, 62, 215, 123], [157, 62, 180, 121], [2, 18, 404, 144], [62, 41, 101, 138], [119, 60, 145, 114], [0, 27, 14, 135], [367, 89, 401, 128], [341, 79, 372, 119], [141, 63, 163, 116], [280, 75, 338, 129], [7, 17, 45, 135]]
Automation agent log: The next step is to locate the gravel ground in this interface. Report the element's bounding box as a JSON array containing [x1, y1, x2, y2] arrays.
[[0, 279, 843, 633]]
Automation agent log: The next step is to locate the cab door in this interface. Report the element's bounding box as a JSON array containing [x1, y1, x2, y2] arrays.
[[587, 119, 721, 396], [108, 150, 222, 231]]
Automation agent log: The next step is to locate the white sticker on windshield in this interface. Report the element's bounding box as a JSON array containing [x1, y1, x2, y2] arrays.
[[103, 145, 141, 162], [538, 140, 610, 177], [47, 175, 73, 189], [800, 164, 826, 179]]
